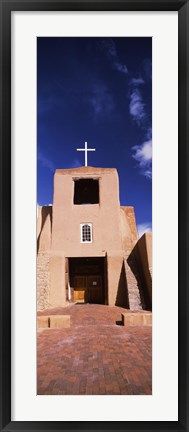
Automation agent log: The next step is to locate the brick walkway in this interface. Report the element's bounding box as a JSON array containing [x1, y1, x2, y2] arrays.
[[37, 304, 152, 395]]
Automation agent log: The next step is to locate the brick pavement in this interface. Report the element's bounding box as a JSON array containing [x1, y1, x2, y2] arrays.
[[37, 304, 152, 395]]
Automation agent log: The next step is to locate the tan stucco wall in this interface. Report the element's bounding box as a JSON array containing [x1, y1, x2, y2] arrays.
[[123, 207, 138, 244], [120, 206, 138, 255], [37, 206, 52, 252], [50, 167, 127, 306], [49, 255, 66, 307], [107, 254, 123, 305], [51, 167, 123, 255]]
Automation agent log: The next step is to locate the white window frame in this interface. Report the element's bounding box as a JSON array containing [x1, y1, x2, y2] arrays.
[[80, 223, 93, 243]]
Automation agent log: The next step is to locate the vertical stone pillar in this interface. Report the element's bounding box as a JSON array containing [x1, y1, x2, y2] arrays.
[[49, 255, 66, 307], [124, 258, 142, 310]]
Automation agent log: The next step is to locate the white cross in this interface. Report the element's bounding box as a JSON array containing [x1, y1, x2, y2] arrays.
[[76, 141, 96, 167]]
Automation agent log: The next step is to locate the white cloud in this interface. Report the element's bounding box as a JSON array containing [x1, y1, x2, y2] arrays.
[[38, 150, 55, 172], [132, 138, 152, 179], [113, 61, 128, 75], [133, 140, 152, 163], [129, 65, 152, 179], [129, 89, 145, 124], [130, 77, 144, 85], [137, 223, 152, 238]]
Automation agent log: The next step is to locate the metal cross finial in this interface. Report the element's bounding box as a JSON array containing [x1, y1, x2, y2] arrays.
[[76, 141, 96, 166]]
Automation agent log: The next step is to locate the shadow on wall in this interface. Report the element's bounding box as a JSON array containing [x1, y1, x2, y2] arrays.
[[115, 262, 129, 308], [127, 233, 152, 311], [37, 206, 52, 253]]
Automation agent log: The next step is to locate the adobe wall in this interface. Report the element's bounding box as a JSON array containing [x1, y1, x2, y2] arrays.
[[123, 207, 138, 244], [37, 206, 52, 253], [36, 168, 147, 311], [120, 206, 138, 255], [50, 167, 127, 306], [51, 167, 123, 255], [49, 255, 66, 307]]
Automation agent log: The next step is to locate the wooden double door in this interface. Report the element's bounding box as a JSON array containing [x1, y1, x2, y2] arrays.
[[73, 275, 103, 304]]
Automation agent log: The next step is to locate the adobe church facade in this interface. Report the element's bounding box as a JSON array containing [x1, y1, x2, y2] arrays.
[[37, 166, 152, 311]]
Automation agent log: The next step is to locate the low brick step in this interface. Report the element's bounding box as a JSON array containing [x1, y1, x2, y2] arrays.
[[37, 315, 71, 329], [122, 311, 152, 326]]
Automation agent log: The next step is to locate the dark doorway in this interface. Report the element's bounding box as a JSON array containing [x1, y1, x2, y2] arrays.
[[68, 257, 107, 304]]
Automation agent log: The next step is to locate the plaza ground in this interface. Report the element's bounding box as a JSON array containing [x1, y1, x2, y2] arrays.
[[37, 304, 152, 395]]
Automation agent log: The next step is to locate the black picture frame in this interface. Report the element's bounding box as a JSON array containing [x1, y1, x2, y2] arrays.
[[0, 0, 188, 431]]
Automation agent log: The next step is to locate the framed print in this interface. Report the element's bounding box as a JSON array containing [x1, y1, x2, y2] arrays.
[[0, 0, 188, 431]]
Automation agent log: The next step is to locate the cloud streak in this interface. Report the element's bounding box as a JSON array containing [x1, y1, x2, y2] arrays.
[[129, 63, 152, 179], [101, 38, 128, 75], [143, 59, 152, 80], [38, 150, 55, 173], [87, 84, 115, 120], [130, 77, 145, 85], [129, 89, 146, 124]]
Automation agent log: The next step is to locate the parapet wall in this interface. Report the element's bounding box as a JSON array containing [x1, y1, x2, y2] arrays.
[[120, 206, 138, 255], [37, 206, 52, 253]]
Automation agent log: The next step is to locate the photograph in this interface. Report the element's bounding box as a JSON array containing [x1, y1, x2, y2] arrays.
[[1, 0, 189, 428], [36, 36, 152, 395]]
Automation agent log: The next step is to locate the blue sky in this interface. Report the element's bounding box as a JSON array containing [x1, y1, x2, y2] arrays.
[[37, 37, 152, 236]]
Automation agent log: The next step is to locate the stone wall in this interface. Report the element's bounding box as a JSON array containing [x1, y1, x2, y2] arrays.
[[37, 253, 50, 310], [127, 232, 152, 310], [37, 206, 52, 310], [124, 258, 142, 311]]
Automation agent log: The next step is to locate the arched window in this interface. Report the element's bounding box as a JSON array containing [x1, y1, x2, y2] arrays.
[[80, 224, 92, 243]]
